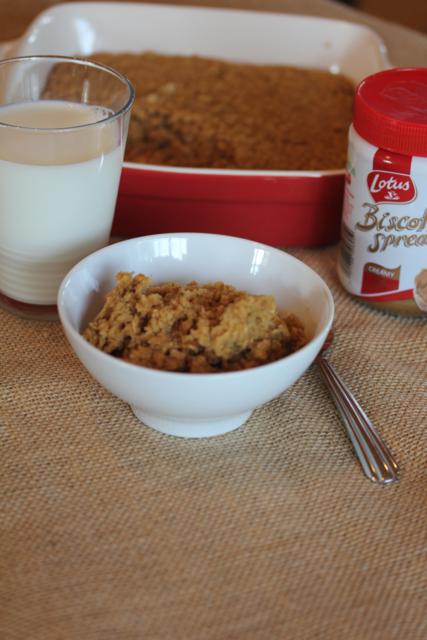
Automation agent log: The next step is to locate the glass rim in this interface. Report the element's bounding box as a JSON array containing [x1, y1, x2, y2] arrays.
[[0, 54, 135, 132]]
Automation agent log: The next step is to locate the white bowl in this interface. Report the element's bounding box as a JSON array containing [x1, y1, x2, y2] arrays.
[[57, 233, 334, 438]]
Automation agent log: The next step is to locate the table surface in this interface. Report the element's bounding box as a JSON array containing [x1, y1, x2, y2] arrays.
[[1, 2, 426, 640]]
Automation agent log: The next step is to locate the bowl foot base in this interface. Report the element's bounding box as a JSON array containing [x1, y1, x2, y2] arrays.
[[131, 407, 252, 438]]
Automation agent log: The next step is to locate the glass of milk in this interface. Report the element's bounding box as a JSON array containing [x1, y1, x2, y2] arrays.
[[0, 55, 134, 319]]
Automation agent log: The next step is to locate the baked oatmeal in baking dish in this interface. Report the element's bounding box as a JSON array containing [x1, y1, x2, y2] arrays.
[[45, 51, 354, 171], [93, 52, 354, 170]]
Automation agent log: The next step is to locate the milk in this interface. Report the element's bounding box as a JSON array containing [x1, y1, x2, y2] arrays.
[[0, 100, 123, 305]]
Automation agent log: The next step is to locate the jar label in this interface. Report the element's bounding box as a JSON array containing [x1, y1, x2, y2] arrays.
[[338, 137, 427, 313], [367, 149, 416, 205]]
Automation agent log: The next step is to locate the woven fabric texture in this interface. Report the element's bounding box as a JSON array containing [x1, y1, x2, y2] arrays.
[[1, 245, 426, 640]]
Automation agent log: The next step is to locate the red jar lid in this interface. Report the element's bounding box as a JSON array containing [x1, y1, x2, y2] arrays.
[[353, 67, 427, 157]]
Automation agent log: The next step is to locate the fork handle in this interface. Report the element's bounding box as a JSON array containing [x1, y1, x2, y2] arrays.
[[316, 355, 399, 485]]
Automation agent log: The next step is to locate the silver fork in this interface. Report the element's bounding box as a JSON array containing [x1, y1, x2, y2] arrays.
[[316, 332, 399, 485]]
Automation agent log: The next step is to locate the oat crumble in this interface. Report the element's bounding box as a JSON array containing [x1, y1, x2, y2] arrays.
[[83, 273, 307, 373], [45, 52, 354, 170]]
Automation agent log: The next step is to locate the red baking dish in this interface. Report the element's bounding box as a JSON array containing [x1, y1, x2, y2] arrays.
[[6, 2, 390, 246], [115, 167, 345, 246]]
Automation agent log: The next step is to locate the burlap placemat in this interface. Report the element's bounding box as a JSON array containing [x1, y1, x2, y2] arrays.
[[1, 245, 426, 640]]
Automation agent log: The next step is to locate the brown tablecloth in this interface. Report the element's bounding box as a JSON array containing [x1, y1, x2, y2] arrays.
[[1, 3, 427, 640]]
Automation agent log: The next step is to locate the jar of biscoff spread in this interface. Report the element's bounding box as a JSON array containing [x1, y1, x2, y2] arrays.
[[338, 67, 427, 316]]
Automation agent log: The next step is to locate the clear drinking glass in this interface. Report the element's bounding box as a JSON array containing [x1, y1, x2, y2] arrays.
[[0, 55, 134, 320]]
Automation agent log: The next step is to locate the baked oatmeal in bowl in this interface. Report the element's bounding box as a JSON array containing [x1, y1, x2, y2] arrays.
[[58, 233, 334, 437]]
